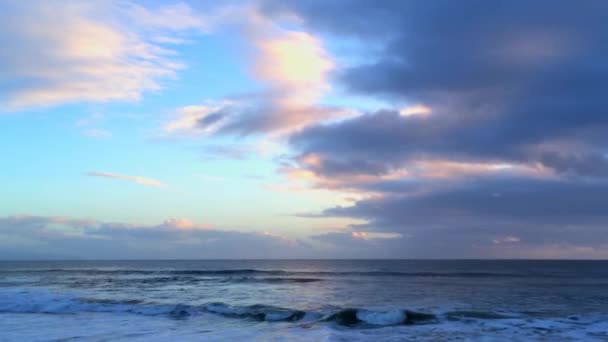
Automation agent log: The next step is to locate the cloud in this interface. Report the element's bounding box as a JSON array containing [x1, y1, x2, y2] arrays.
[[492, 236, 520, 245], [252, 1, 608, 258], [163, 104, 230, 136], [350, 231, 402, 240], [0, 1, 206, 110], [324, 178, 608, 228], [252, 29, 334, 107], [3, 199, 608, 259], [0, 215, 313, 259], [161, 6, 349, 138], [162, 102, 345, 138], [5, 1, 608, 259], [123, 2, 208, 32], [288, 107, 608, 181], [269, 1, 608, 181], [308, 227, 608, 259], [308, 177, 608, 258], [87, 171, 166, 188]]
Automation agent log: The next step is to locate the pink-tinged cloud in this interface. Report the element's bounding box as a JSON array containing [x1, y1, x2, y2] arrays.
[[2, 1, 206, 110], [0, 215, 314, 259], [253, 30, 334, 107], [161, 8, 352, 138], [87, 171, 167, 188], [351, 231, 402, 240]]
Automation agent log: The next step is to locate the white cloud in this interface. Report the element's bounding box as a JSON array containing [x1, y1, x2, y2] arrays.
[[87, 171, 167, 188], [1, 1, 206, 110], [252, 30, 334, 108], [122, 2, 208, 32]]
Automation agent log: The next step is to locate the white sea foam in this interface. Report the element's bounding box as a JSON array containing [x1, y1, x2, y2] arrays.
[[2, 287, 608, 341], [0, 288, 177, 316], [356, 309, 406, 325]]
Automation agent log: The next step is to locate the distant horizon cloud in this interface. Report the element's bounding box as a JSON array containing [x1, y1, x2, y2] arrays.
[[0, 215, 313, 259], [2, 214, 606, 260]]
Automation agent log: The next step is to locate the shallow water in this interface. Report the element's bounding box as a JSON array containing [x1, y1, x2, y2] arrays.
[[1, 260, 607, 341]]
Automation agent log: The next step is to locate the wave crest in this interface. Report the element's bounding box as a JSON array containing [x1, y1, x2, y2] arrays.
[[0, 289, 526, 328]]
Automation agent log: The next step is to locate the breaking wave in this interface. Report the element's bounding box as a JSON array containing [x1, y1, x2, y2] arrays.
[[0, 289, 528, 328]]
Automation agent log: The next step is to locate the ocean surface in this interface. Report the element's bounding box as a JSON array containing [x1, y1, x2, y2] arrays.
[[0, 260, 607, 341]]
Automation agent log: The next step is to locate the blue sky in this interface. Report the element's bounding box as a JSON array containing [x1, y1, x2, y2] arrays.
[[2, 0, 608, 259]]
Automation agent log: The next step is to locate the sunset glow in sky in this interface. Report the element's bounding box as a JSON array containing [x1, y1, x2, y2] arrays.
[[2, 0, 608, 259]]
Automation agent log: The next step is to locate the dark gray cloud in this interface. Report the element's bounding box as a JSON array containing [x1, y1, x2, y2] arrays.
[[289, 110, 500, 176], [264, 1, 608, 257], [325, 178, 608, 228], [192, 103, 344, 137], [290, 109, 608, 178], [313, 177, 608, 258], [272, 0, 608, 178], [197, 109, 228, 129], [276, 0, 608, 177]]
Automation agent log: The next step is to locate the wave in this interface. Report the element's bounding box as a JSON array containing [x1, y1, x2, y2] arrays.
[[324, 308, 437, 326], [0, 268, 526, 278], [0, 289, 526, 328], [0, 269, 279, 276], [222, 277, 323, 284], [44, 276, 323, 289], [203, 302, 308, 322], [446, 310, 516, 320]]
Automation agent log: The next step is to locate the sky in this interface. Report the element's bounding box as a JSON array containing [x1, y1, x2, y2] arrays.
[[1, 0, 608, 259]]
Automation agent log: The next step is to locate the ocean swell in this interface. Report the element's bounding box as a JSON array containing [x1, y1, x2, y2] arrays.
[[1, 268, 527, 278], [0, 289, 527, 328]]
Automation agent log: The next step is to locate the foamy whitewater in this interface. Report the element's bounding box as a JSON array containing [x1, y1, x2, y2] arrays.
[[1, 260, 607, 341]]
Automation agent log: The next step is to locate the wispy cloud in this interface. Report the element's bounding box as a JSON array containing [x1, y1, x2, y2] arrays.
[[161, 6, 352, 138], [87, 171, 166, 188], [1, 1, 206, 110]]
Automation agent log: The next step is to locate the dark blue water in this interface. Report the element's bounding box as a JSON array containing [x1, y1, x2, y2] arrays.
[[1, 260, 607, 341]]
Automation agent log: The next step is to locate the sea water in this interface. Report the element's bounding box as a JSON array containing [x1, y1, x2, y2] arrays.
[[1, 260, 607, 341]]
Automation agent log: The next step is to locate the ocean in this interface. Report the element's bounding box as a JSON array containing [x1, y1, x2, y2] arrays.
[[0, 260, 607, 341]]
